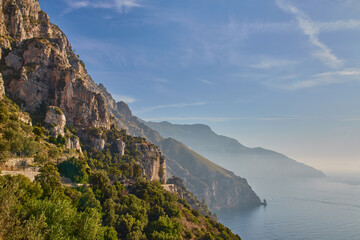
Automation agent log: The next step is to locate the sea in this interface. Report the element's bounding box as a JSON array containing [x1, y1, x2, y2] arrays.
[[215, 173, 360, 240]]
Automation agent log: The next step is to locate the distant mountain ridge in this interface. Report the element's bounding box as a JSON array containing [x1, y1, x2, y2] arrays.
[[146, 121, 325, 179], [102, 104, 262, 209], [158, 137, 261, 209]]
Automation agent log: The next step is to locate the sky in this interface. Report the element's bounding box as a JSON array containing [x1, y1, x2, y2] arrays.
[[40, 0, 360, 173]]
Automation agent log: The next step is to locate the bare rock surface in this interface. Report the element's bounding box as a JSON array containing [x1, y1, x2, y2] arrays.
[[0, 73, 4, 99], [44, 106, 66, 137], [0, 0, 111, 130]]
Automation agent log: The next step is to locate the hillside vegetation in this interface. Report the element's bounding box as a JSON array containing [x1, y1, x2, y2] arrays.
[[0, 95, 240, 240]]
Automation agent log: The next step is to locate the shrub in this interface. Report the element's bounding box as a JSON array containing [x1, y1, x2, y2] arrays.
[[58, 157, 89, 183], [33, 126, 45, 137]]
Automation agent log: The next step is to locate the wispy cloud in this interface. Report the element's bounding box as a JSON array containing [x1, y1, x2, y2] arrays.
[[281, 68, 360, 89], [63, 0, 142, 14], [154, 78, 169, 83], [199, 79, 214, 85], [112, 94, 136, 103], [135, 102, 208, 114], [316, 19, 360, 32], [169, 14, 293, 67], [249, 58, 298, 69], [144, 116, 295, 123], [276, 0, 343, 68]]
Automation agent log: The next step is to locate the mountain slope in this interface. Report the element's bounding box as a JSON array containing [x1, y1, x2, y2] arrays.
[[159, 138, 261, 209], [146, 121, 325, 179], [0, 93, 239, 239], [107, 107, 262, 209], [0, 0, 261, 210], [0, 1, 243, 238]]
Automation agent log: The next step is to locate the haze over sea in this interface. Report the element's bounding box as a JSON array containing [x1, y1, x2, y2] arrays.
[[216, 174, 360, 240]]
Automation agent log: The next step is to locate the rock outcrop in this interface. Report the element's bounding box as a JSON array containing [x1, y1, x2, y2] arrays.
[[115, 139, 126, 155], [65, 135, 81, 152], [0, 0, 261, 210], [0, 73, 4, 99], [132, 143, 166, 182], [44, 106, 66, 137], [0, 0, 111, 130], [44, 105, 82, 152], [0, 157, 34, 171], [116, 101, 132, 119]]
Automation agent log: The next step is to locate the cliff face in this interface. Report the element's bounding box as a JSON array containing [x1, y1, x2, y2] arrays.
[[0, 0, 110, 129], [132, 142, 166, 182], [96, 83, 151, 137], [0, 0, 165, 184], [93, 82, 262, 209], [0, 0, 261, 210], [96, 104, 262, 208], [159, 138, 261, 209], [0, 73, 4, 98]]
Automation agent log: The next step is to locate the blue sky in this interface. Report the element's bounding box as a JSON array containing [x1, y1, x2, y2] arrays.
[[40, 0, 360, 173]]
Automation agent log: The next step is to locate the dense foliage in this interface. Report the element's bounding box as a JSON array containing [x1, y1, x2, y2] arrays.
[[0, 98, 43, 162], [0, 97, 241, 239], [84, 127, 140, 180], [0, 170, 240, 239]]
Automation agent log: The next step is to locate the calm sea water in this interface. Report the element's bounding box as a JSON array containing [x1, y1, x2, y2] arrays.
[[216, 174, 360, 240]]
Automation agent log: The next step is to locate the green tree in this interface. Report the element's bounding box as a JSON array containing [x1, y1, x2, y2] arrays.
[[58, 157, 89, 183], [78, 187, 102, 212], [35, 162, 63, 197]]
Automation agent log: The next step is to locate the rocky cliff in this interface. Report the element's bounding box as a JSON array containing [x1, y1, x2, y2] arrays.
[[132, 142, 166, 182], [0, 0, 261, 210], [0, 0, 110, 129], [160, 138, 261, 209], [0, 0, 165, 184], [0, 73, 4, 98], [90, 97, 262, 208]]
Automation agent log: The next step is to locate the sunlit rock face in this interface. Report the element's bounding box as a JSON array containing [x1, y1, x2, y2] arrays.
[[65, 136, 82, 152], [0, 73, 4, 99], [132, 142, 166, 182], [0, 0, 168, 186], [115, 139, 126, 156], [0, 0, 261, 210], [44, 106, 66, 137], [0, 0, 111, 130]]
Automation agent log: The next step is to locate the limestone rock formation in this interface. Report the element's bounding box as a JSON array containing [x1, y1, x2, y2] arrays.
[[0, 0, 111, 130], [94, 138, 105, 151], [132, 143, 166, 183], [95, 84, 144, 136], [115, 139, 126, 156], [44, 106, 82, 152], [0, 73, 4, 99], [116, 101, 132, 119], [44, 106, 66, 137], [65, 136, 82, 152], [0, 0, 261, 210]]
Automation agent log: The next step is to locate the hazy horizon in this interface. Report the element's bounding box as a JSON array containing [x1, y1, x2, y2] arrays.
[[40, 0, 360, 174]]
